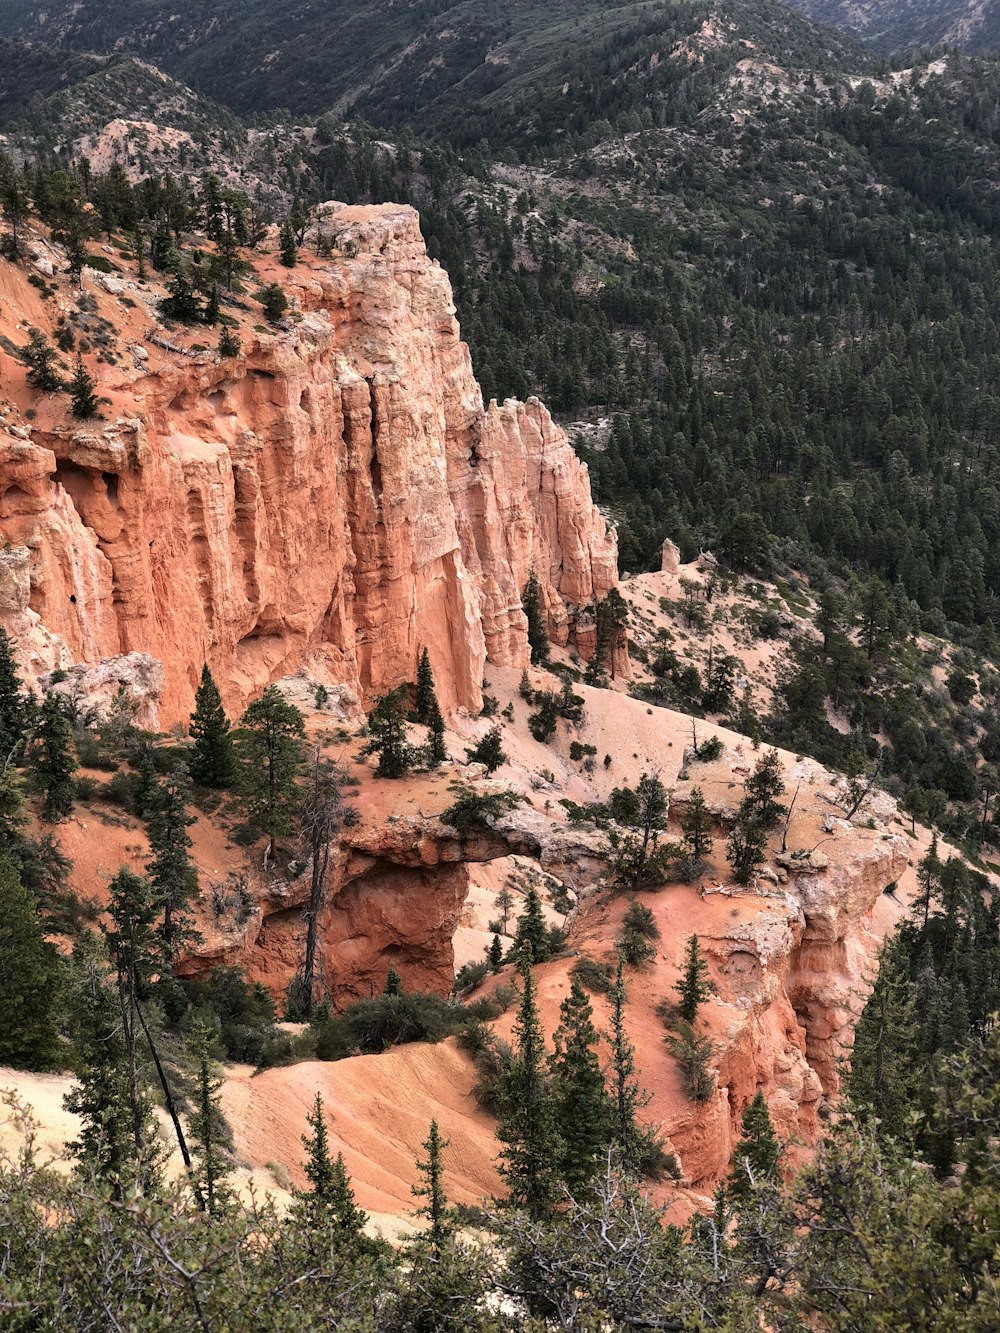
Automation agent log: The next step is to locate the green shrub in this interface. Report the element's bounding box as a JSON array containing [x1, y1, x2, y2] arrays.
[[453, 960, 489, 995], [571, 956, 614, 995], [665, 1021, 716, 1102], [313, 991, 459, 1059]]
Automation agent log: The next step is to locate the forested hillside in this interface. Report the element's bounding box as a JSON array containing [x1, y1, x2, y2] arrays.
[[789, 0, 1000, 54]]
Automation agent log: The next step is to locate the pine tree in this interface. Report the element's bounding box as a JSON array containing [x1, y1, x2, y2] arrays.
[[549, 975, 611, 1194], [727, 818, 768, 885], [730, 1091, 781, 1200], [488, 932, 504, 973], [203, 283, 221, 325], [160, 270, 203, 323], [426, 698, 447, 767], [0, 856, 62, 1070], [20, 328, 63, 392], [466, 723, 506, 774], [69, 355, 98, 419], [847, 935, 919, 1142], [262, 282, 288, 324], [65, 935, 159, 1196], [412, 1119, 452, 1249], [675, 935, 712, 1023], [364, 688, 414, 779], [189, 1025, 233, 1218], [145, 766, 198, 965], [414, 648, 437, 725], [280, 220, 298, 268], [299, 750, 344, 1018], [496, 958, 561, 1217], [913, 834, 943, 929], [294, 1092, 369, 1238], [522, 568, 548, 665], [218, 325, 241, 358], [190, 665, 236, 787], [680, 787, 714, 864], [34, 692, 77, 821], [513, 881, 549, 963], [236, 686, 305, 858], [741, 750, 786, 829], [608, 955, 648, 1174], [383, 965, 404, 997], [0, 627, 29, 763]]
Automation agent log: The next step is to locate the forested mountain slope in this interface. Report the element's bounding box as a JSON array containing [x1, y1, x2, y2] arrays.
[[789, 0, 1000, 54]]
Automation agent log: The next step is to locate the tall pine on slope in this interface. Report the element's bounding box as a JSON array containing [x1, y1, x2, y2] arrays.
[[189, 1025, 233, 1217], [496, 958, 561, 1218], [69, 354, 98, 418], [236, 686, 305, 858], [549, 974, 611, 1194], [609, 954, 648, 1174], [145, 766, 198, 965], [34, 692, 77, 821], [730, 1092, 781, 1200], [412, 1119, 452, 1250], [0, 856, 62, 1071], [0, 627, 29, 762], [522, 569, 548, 665], [675, 935, 712, 1023], [189, 665, 236, 788], [294, 1092, 368, 1239]]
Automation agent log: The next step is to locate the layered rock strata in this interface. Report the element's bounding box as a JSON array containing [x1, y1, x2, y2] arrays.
[[0, 204, 617, 724]]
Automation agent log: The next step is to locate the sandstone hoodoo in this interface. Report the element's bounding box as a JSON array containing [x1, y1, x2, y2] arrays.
[[0, 204, 617, 726]]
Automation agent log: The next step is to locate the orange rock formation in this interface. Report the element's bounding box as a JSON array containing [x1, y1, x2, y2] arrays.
[[0, 204, 617, 724]]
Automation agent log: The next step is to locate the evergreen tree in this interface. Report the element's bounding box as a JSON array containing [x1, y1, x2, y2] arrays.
[[913, 834, 943, 929], [680, 787, 714, 863], [675, 935, 712, 1023], [145, 767, 198, 965], [203, 284, 221, 325], [294, 1092, 368, 1238], [20, 328, 62, 392], [414, 648, 437, 725], [488, 932, 504, 973], [512, 881, 549, 963], [65, 935, 159, 1196], [189, 1025, 233, 1218], [383, 965, 404, 997], [364, 688, 414, 779], [262, 282, 288, 324], [189, 664, 236, 788], [609, 955, 648, 1174], [69, 355, 98, 419], [279, 221, 298, 267], [549, 975, 611, 1194], [160, 270, 203, 323], [727, 818, 768, 885], [236, 686, 305, 859], [496, 959, 561, 1218], [299, 750, 345, 1018], [730, 1092, 781, 1201], [466, 724, 506, 774], [847, 934, 919, 1143], [0, 627, 29, 763], [741, 750, 786, 829], [412, 1119, 452, 1250], [34, 692, 76, 821], [218, 326, 241, 358], [522, 569, 548, 665], [0, 856, 62, 1070], [426, 697, 447, 767]]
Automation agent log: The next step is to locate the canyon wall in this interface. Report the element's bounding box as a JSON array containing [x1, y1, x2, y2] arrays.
[[0, 204, 617, 724]]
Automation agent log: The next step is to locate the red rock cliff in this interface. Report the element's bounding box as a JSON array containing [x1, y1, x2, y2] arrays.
[[0, 204, 617, 723]]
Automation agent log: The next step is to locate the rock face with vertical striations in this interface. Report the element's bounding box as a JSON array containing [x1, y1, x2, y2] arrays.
[[0, 203, 617, 725]]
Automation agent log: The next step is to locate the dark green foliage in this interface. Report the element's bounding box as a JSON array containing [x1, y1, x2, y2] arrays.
[[68, 353, 98, 417], [383, 965, 404, 997], [522, 569, 548, 665], [466, 723, 506, 774], [261, 281, 287, 324], [726, 817, 768, 885], [549, 976, 611, 1194], [730, 1091, 781, 1200], [34, 692, 77, 821], [440, 783, 520, 833], [180, 966, 278, 1065], [665, 1020, 716, 1103], [680, 787, 714, 864], [605, 772, 676, 891], [20, 327, 62, 391], [488, 932, 504, 973], [527, 689, 559, 742], [0, 856, 62, 1070], [0, 627, 29, 763], [294, 1091, 369, 1239], [512, 881, 550, 965], [846, 934, 919, 1143], [675, 934, 711, 1023], [496, 959, 561, 1217], [312, 989, 460, 1060], [414, 647, 437, 726], [189, 1024, 233, 1217], [160, 268, 203, 323], [235, 686, 305, 856], [145, 766, 198, 965], [218, 325, 241, 357], [412, 1119, 453, 1248], [741, 750, 787, 830], [279, 219, 297, 267], [364, 687, 416, 778], [189, 664, 236, 788]]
